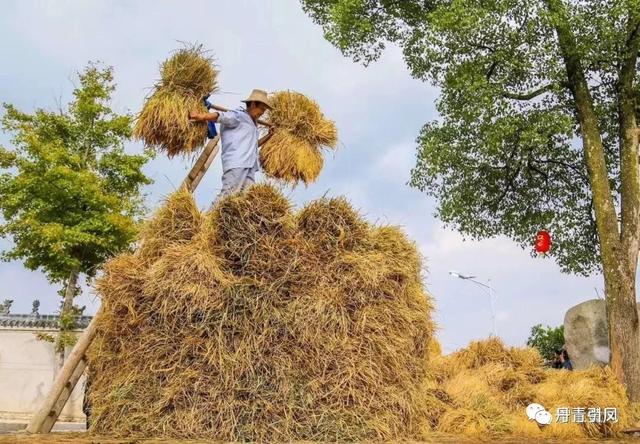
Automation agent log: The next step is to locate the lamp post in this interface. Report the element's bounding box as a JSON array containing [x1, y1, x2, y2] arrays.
[[449, 271, 497, 337]]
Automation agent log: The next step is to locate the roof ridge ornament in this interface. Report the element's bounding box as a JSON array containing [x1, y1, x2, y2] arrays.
[[0, 299, 13, 315], [31, 300, 40, 317]]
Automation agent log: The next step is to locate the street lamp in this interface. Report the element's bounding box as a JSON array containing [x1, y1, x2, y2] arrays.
[[449, 270, 497, 337]]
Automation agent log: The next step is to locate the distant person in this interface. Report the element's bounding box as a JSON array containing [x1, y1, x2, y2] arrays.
[[83, 370, 92, 429], [551, 349, 563, 369], [560, 349, 573, 370]]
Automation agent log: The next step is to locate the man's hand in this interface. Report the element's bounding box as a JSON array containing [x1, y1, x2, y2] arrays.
[[188, 111, 205, 122], [258, 125, 276, 147]]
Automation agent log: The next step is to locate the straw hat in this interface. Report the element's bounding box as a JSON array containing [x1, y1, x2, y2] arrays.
[[242, 89, 273, 109]]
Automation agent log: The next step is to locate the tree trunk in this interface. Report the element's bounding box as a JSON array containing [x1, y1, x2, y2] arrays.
[[545, 0, 640, 401], [604, 256, 640, 401], [607, 7, 640, 402], [55, 269, 79, 374]]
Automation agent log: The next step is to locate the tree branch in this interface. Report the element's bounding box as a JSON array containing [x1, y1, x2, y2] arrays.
[[492, 163, 522, 211], [526, 158, 549, 182], [470, 42, 497, 53], [485, 61, 499, 81], [489, 132, 523, 210], [499, 83, 556, 100], [618, 11, 640, 252], [531, 156, 590, 185]]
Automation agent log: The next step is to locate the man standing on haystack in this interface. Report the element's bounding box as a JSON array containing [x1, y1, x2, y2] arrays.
[[189, 89, 274, 202]]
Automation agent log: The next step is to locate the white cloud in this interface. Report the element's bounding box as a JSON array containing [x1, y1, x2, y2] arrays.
[[370, 141, 416, 184]]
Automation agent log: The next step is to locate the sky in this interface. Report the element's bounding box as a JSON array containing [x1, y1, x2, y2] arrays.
[[0, 0, 631, 354]]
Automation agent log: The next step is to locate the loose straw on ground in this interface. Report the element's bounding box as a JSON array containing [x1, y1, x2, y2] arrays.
[[423, 337, 638, 439]]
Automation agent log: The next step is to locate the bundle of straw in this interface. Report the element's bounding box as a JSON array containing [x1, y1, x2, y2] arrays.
[[134, 44, 218, 157], [87, 185, 436, 441], [261, 91, 337, 185], [421, 337, 638, 439]]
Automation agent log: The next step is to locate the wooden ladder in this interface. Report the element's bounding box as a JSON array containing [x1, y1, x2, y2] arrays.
[[26, 135, 221, 434]]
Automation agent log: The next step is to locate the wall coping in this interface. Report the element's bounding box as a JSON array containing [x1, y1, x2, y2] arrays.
[[0, 314, 93, 330]]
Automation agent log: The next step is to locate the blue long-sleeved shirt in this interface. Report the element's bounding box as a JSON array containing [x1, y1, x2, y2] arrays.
[[216, 108, 260, 172]]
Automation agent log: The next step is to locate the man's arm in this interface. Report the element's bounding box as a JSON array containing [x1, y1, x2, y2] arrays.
[[189, 110, 241, 128], [189, 111, 219, 122]]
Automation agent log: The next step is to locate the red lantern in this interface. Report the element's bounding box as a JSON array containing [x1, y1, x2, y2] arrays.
[[535, 230, 551, 255]]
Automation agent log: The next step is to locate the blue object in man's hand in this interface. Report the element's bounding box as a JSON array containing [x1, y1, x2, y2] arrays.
[[202, 95, 214, 110], [202, 95, 218, 139], [207, 121, 218, 139]]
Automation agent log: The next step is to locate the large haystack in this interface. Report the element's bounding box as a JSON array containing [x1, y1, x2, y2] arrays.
[[87, 184, 435, 441], [423, 337, 638, 439]]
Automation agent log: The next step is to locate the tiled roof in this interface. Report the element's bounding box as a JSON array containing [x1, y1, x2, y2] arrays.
[[0, 314, 93, 329]]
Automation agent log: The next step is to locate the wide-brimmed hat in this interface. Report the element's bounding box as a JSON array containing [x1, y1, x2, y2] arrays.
[[241, 89, 273, 109]]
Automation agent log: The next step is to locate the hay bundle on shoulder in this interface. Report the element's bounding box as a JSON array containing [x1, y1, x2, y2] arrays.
[[134, 44, 218, 157], [260, 91, 337, 185]]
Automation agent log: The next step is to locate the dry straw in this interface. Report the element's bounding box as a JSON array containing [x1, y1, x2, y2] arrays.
[[87, 188, 638, 441], [88, 184, 435, 441], [422, 337, 638, 439], [134, 44, 218, 157], [261, 91, 337, 185]]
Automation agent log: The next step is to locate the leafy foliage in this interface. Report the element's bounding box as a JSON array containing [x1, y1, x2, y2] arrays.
[[301, 0, 640, 275], [35, 332, 55, 343], [0, 64, 152, 353], [0, 63, 152, 282], [36, 330, 78, 348], [527, 323, 565, 362]]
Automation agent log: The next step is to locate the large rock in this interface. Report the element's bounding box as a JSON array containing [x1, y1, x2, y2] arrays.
[[564, 299, 640, 370]]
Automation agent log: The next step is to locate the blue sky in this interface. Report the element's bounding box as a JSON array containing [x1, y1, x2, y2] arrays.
[[0, 0, 629, 353]]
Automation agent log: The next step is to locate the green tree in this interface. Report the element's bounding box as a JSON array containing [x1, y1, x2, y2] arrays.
[[301, 0, 640, 399], [0, 64, 152, 370], [527, 324, 565, 362]]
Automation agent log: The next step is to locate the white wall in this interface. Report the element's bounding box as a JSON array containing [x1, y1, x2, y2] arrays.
[[0, 328, 85, 422]]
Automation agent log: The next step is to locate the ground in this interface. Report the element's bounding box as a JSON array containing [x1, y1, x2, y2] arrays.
[[0, 432, 638, 443]]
